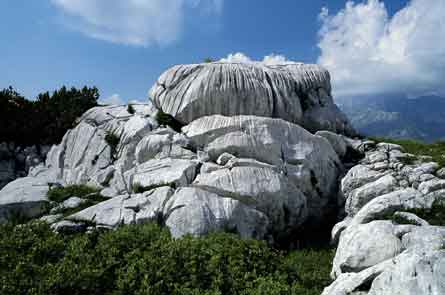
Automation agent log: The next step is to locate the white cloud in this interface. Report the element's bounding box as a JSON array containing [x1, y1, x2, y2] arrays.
[[51, 0, 223, 46], [219, 52, 253, 63], [219, 53, 293, 65], [100, 93, 124, 105], [317, 0, 445, 98]]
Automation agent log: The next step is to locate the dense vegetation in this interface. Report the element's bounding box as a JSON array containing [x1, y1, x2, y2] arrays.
[[0, 222, 334, 295], [371, 137, 445, 167], [0, 86, 99, 145], [386, 200, 445, 226], [47, 185, 108, 217]]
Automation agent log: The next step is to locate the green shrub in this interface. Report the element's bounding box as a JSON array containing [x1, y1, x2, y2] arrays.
[[47, 185, 100, 203], [105, 131, 120, 156], [0, 222, 334, 295], [156, 110, 185, 133], [132, 182, 176, 194], [404, 200, 445, 226], [381, 200, 445, 226], [391, 214, 419, 225], [127, 104, 135, 114]]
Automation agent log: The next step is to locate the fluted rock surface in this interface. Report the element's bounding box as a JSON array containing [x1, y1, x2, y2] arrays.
[[323, 139, 445, 295], [150, 62, 355, 135]]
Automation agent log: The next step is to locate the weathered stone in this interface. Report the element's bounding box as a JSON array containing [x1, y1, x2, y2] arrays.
[[150, 62, 355, 135], [345, 174, 398, 215], [368, 250, 445, 295], [193, 166, 307, 230], [164, 187, 269, 239], [316, 130, 348, 158], [0, 176, 50, 223], [184, 115, 342, 203], [332, 221, 402, 278], [68, 187, 174, 227], [124, 158, 198, 192]]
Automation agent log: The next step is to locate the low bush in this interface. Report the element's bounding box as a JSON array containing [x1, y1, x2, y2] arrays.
[[127, 104, 135, 114], [105, 131, 120, 156], [382, 200, 445, 226], [404, 200, 445, 226], [0, 222, 334, 295], [155, 110, 185, 133], [47, 185, 100, 203]]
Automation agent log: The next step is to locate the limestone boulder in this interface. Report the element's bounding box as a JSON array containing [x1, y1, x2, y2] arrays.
[[192, 166, 307, 231], [0, 176, 51, 223], [332, 221, 402, 278], [164, 187, 270, 239], [150, 62, 355, 135], [184, 115, 342, 206]]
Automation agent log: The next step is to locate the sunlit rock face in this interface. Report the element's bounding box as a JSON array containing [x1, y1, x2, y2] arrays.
[[150, 62, 355, 136]]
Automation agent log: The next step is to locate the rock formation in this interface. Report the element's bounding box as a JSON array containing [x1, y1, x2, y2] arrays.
[[0, 61, 443, 293], [150, 62, 355, 136]]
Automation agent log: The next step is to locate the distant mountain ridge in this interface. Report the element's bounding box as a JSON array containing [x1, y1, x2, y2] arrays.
[[337, 95, 445, 142]]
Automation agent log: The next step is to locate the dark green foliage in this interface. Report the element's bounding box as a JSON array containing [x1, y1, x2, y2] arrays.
[[203, 57, 215, 63], [132, 182, 177, 194], [47, 185, 100, 203], [0, 86, 99, 145], [105, 131, 120, 156], [371, 137, 445, 167], [156, 110, 185, 133], [127, 104, 135, 114], [391, 214, 419, 225], [0, 222, 334, 295], [382, 200, 445, 226], [404, 200, 445, 226]]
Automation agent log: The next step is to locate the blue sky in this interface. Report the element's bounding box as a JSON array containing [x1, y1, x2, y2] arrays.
[[0, 0, 443, 103]]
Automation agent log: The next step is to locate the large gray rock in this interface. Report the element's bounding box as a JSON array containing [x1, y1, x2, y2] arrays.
[[368, 250, 445, 295], [332, 221, 402, 278], [124, 158, 199, 192], [150, 62, 355, 135], [193, 166, 307, 230], [345, 174, 398, 215], [184, 115, 342, 204], [68, 186, 175, 227], [164, 187, 269, 239], [0, 176, 50, 223]]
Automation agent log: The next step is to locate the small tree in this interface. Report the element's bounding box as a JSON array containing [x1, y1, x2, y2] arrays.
[[203, 57, 215, 63]]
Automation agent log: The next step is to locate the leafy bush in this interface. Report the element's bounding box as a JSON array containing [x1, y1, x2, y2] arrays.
[[391, 214, 419, 225], [105, 131, 120, 156], [127, 104, 135, 114], [132, 182, 177, 194], [156, 110, 185, 133], [382, 200, 445, 226], [371, 137, 445, 167], [47, 185, 100, 203], [404, 200, 445, 226], [0, 222, 334, 295], [0, 86, 98, 145]]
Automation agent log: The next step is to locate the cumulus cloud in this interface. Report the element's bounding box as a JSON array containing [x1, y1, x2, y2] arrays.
[[100, 94, 124, 105], [51, 0, 223, 46], [317, 0, 445, 98], [219, 52, 293, 65]]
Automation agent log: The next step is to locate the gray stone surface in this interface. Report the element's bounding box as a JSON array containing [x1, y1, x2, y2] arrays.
[[332, 221, 402, 278], [150, 62, 355, 135], [0, 176, 50, 223]]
